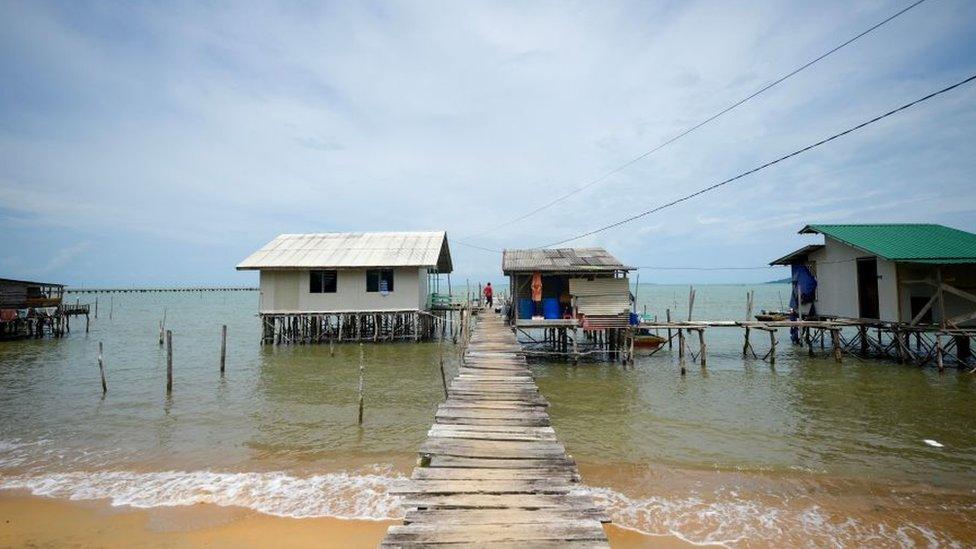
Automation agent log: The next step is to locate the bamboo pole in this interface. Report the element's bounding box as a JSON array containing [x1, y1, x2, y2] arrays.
[[220, 324, 227, 373], [166, 330, 173, 394], [98, 341, 107, 394]]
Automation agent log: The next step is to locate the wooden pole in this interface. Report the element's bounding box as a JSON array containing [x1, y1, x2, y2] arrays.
[[935, 333, 944, 372], [769, 330, 777, 365], [94, 296, 98, 319], [697, 329, 707, 367], [678, 329, 686, 376], [220, 324, 227, 373], [687, 286, 696, 322], [330, 334, 335, 357], [438, 339, 448, 399], [830, 329, 842, 363], [358, 344, 365, 425], [110, 296, 114, 320], [666, 308, 673, 350], [166, 330, 173, 394], [98, 341, 107, 394]]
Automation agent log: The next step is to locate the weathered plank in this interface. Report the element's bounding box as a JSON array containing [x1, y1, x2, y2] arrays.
[[381, 311, 608, 547]]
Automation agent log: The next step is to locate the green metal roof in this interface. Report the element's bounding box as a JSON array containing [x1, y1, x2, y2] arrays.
[[799, 224, 976, 264]]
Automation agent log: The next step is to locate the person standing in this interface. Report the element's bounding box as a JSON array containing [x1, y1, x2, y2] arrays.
[[531, 272, 543, 317], [483, 282, 493, 308]]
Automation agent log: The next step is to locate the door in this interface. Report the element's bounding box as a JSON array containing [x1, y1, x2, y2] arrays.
[[856, 257, 880, 319]]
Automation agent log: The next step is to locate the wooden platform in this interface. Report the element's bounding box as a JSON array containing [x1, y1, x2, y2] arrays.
[[381, 311, 610, 547]]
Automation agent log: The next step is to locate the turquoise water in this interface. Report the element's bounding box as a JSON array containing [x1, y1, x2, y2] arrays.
[[1, 285, 974, 546]]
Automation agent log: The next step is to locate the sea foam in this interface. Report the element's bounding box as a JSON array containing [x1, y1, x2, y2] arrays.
[[0, 470, 407, 521]]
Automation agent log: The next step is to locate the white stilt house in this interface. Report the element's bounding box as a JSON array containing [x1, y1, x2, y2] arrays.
[[237, 231, 453, 343]]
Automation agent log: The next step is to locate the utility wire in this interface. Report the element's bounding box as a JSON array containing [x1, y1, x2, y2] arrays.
[[539, 73, 976, 248], [637, 265, 775, 271], [457, 0, 932, 243]]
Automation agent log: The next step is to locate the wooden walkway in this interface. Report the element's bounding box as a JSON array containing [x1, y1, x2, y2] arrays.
[[382, 311, 610, 547]]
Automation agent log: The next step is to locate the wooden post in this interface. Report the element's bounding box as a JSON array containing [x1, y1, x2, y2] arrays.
[[98, 341, 107, 394], [220, 324, 227, 373], [678, 329, 686, 376], [666, 308, 673, 350], [166, 330, 173, 394], [687, 286, 696, 321], [94, 296, 98, 318], [935, 333, 944, 371], [830, 329, 842, 363], [438, 339, 448, 399], [85, 313, 89, 333], [769, 330, 777, 365], [330, 335, 335, 357], [357, 344, 365, 425], [110, 296, 114, 320], [743, 291, 753, 356], [697, 329, 707, 367]]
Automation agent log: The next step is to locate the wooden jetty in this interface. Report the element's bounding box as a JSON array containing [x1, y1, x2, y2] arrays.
[[382, 311, 610, 547]]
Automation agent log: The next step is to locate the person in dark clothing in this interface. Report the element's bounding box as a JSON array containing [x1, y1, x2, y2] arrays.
[[483, 282, 493, 308]]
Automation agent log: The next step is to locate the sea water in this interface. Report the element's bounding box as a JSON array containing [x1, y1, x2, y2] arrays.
[[1, 286, 973, 546]]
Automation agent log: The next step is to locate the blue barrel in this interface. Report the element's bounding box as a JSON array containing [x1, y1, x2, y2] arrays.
[[518, 298, 534, 319], [542, 298, 560, 319], [629, 312, 640, 325]]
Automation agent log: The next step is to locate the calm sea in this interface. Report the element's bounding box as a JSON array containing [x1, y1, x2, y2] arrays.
[[1, 285, 973, 546]]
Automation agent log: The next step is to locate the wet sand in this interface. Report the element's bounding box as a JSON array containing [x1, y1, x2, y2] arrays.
[[0, 492, 703, 548]]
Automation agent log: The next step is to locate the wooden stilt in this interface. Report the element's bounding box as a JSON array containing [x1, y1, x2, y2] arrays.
[[220, 324, 227, 374], [166, 330, 173, 394], [358, 344, 366, 425], [98, 341, 107, 394]]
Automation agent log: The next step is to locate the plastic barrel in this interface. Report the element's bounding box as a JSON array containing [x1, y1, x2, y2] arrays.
[[518, 298, 534, 319], [629, 312, 640, 325], [542, 298, 560, 319]]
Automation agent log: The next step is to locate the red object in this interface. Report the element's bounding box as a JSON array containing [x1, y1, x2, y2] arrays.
[[484, 285, 493, 298]]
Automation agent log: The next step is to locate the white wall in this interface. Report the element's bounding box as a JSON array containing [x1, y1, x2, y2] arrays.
[[259, 267, 427, 313], [808, 238, 899, 321]]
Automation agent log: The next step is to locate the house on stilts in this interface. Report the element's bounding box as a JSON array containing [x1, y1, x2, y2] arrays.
[[502, 247, 634, 358], [237, 231, 454, 344], [771, 223, 976, 367], [0, 277, 71, 339]]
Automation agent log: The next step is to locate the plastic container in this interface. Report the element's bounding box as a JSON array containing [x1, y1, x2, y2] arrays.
[[629, 312, 640, 325], [518, 298, 534, 319], [542, 298, 560, 319]]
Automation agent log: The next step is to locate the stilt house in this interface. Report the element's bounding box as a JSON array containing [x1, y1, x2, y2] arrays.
[[770, 224, 976, 327], [237, 231, 453, 344], [502, 248, 634, 329]]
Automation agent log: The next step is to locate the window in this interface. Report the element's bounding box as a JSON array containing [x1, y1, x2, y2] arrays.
[[366, 269, 394, 293], [309, 270, 337, 293]]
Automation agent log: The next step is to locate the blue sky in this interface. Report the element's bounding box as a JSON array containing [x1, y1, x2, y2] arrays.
[[1, 0, 975, 287]]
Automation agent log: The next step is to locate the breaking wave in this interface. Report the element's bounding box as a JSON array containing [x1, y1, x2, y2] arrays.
[[0, 461, 967, 547], [0, 470, 406, 521]]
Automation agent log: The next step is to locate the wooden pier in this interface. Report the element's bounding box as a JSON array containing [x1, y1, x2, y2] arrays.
[[382, 311, 610, 547]]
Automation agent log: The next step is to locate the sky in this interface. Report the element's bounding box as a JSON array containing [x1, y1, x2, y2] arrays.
[[1, 0, 975, 287]]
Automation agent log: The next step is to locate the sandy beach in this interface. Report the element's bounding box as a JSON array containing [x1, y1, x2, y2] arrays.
[[0, 492, 711, 548]]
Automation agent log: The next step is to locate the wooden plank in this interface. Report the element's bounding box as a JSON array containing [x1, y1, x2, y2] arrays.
[[382, 310, 608, 547], [412, 468, 577, 481], [383, 521, 607, 544], [391, 479, 575, 495]]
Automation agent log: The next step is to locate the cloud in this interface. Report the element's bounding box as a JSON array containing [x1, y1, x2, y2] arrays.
[[0, 0, 974, 285]]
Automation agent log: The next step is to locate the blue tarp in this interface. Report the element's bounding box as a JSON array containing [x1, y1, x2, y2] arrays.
[[790, 265, 818, 343]]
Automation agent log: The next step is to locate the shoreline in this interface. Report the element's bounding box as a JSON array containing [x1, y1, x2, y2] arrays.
[[0, 491, 706, 548]]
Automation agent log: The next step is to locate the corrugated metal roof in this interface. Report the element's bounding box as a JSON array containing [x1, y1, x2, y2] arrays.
[[236, 232, 452, 272], [800, 224, 976, 263], [502, 248, 632, 273], [768, 244, 825, 266]]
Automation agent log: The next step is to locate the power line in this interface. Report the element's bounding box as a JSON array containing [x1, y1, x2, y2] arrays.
[[539, 72, 976, 248], [455, 241, 503, 253], [636, 265, 775, 271], [457, 0, 932, 243]]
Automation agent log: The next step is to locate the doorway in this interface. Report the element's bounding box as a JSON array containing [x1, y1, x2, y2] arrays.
[[856, 257, 880, 319]]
